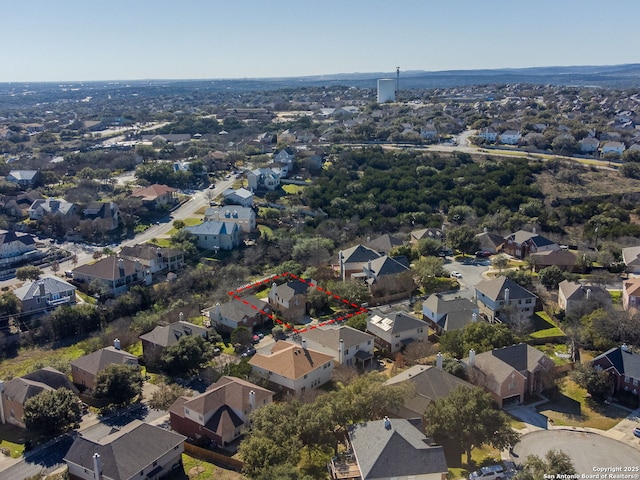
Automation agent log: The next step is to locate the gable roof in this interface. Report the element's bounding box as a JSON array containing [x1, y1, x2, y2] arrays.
[[621, 246, 640, 266], [559, 280, 609, 303], [184, 220, 239, 236], [3, 367, 78, 404], [623, 278, 640, 298], [475, 230, 504, 250], [529, 249, 577, 266], [139, 320, 208, 348], [300, 325, 374, 351], [64, 420, 185, 480], [131, 184, 177, 201], [73, 256, 141, 281], [249, 341, 333, 380], [592, 346, 640, 379], [348, 418, 447, 479], [367, 255, 410, 278], [70, 346, 138, 377], [204, 295, 269, 321], [365, 234, 404, 254], [474, 276, 537, 302], [368, 311, 428, 334], [119, 244, 183, 261], [224, 187, 253, 200], [504, 230, 557, 248]]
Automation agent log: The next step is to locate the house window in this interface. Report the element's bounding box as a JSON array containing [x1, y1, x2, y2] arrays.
[[418, 328, 423, 333], [367, 340, 371, 345], [525, 299, 532, 304], [345, 349, 349, 355], [508, 381, 517, 391], [304, 374, 308, 379]]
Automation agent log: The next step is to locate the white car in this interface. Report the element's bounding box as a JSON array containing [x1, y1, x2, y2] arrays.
[[451, 271, 462, 278]]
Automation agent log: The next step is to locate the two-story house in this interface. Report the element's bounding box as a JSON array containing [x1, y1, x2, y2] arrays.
[[502, 230, 560, 259], [474, 275, 537, 323], [0, 230, 38, 268], [622, 278, 640, 312], [366, 309, 429, 354], [119, 244, 185, 275], [140, 320, 208, 367], [130, 184, 178, 210], [70, 343, 138, 390], [421, 294, 479, 335], [298, 325, 375, 368], [592, 345, 640, 400], [28, 197, 77, 221], [558, 280, 611, 317], [222, 187, 254, 208], [13, 275, 77, 314], [204, 206, 256, 233], [249, 341, 334, 396], [338, 244, 382, 281], [72, 256, 152, 297], [169, 376, 274, 447], [203, 295, 270, 334], [184, 220, 241, 251], [247, 168, 280, 192], [268, 278, 315, 323]]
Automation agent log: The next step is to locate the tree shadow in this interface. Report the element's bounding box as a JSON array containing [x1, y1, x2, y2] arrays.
[[537, 391, 582, 420]]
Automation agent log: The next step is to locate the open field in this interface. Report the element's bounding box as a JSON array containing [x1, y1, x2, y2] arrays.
[[536, 168, 640, 201]]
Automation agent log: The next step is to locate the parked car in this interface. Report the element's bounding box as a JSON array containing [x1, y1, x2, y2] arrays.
[[469, 464, 504, 480], [475, 250, 491, 257], [241, 347, 257, 358], [450, 271, 462, 278], [633, 426, 640, 438]]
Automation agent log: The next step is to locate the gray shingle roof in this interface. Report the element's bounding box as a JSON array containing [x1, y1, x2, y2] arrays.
[[340, 244, 382, 264], [139, 320, 208, 348], [64, 420, 185, 480], [13, 275, 76, 301], [474, 276, 537, 302], [349, 418, 447, 478], [70, 346, 138, 377], [184, 220, 239, 236], [593, 347, 640, 379], [300, 325, 374, 351]]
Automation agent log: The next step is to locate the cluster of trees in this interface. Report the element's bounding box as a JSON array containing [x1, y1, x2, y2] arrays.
[[238, 373, 409, 478], [439, 322, 516, 359]]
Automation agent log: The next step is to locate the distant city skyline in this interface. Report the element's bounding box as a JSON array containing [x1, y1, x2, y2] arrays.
[[2, 0, 639, 83]]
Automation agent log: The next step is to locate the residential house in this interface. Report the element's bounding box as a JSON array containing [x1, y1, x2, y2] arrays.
[[578, 137, 600, 153], [6, 170, 41, 189], [358, 255, 413, 301], [247, 168, 280, 192], [421, 294, 479, 334], [222, 187, 254, 208], [297, 325, 375, 368], [140, 320, 208, 366], [13, 275, 77, 314], [131, 184, 178, 210], [267, 161, 290, 179], [276, 132, 296, 146], [0, 191, 43, 219], [169, 376, 273, 447], [558, 280, 611, 317], [528, 249, 578, 272], [499, 130, 521, 145], [384, 362, 473, 424], [28, 197, 77, 221], [364, 233, 404, 255], [410, 228, 444, 245], [478, 128, 498, 142], [622, 278, 640, 312], [72, 256, 151, 297], [70, 343, 139, 390], [268, 278, 315, 323], [421, 124, 438, 140], [273, 146, 295, 164], [502, 229, 560, 259], [184, 220, 241, 251], [249, 341, 334, 396], [338, 244, 382, 281], [203, 295, 270, 333], [621, 246, 640, 274], [64, 420, 185, 480], [601, 141, 626, 156], [141, 133, 191, 144], [475, 229, 504, 254], [366, 309, 429, 354], [0, 367, 78, 428], [119, 244, 185, 274], [463, 343, 555, 407], [0, 230, 37, 268], [82, 201, 120, 231], [328, 417, 447, 480], [591, 345, 640, 400], [204, 206, 255, 233], [474, 275, 537, 322]]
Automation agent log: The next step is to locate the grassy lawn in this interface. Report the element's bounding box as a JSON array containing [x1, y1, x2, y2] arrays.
[[537, 378, 627, 430], [609, 290, 622, 305], [165, 452, 243, 480], [0, 343, 86, 379], [282, 184, 306, 195], [257, 224, 273, 239], [536, 343, 571, 366], [150, 238, 173, 248], [529, 311, 564, 340]]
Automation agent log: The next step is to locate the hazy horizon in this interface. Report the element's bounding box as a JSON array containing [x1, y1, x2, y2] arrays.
[[2, 0, 639, 83]]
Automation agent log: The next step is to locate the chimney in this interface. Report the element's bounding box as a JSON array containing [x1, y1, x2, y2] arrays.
[[504, 287, 510, 304], [483, 227, 488, 233], [471, 312, 478, 323], [157, 247, 162, 258], [532, 227, 537, 234], [302, 338, 307, 349], [367, 260, 372, 277], [113, 338, 121, 350], [38, 280, 46, 297], [0, 380, 5, 424], [469, 349, 476, 366], [384, 416, 392, 430], [586, 288, 591, 300], [179, 312, 184, 322], [621, 343, 629, 352], [339, 250, 345, 282], [93, 452, 103, 480], [118, 258, 125, 277], [436, 352, 443, 370], [134, 259, 141, 272], [249, 390, 256, 411], [338, 338, 344, 364]]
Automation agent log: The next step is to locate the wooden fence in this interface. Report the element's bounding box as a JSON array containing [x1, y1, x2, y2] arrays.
[[183, 442, 244, 471]]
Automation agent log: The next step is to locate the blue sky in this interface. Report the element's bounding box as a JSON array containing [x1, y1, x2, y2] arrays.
[[1, 0, 638, 82]]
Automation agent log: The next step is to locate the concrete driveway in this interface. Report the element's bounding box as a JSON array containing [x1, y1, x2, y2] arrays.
[[512, 429, 640, 474], [504, 404, 549, 430]]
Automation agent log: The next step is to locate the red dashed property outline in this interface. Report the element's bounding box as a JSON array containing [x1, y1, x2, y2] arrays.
[[228, 272, 368, 333]]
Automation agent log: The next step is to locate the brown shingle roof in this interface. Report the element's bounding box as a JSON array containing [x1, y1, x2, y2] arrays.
[[131, 184, 177, 201], [249, 341, 333, 380], [70, 346, 138, 376], [73, 256, 141, 281]]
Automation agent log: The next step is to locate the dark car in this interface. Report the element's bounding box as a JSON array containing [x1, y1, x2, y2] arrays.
[[241, 347, 257, 358], [633, 427, 640, 438], [475, 250, 491, 257]]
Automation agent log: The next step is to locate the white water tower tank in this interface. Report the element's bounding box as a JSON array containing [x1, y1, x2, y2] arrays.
[[377, 79, 396, 103]]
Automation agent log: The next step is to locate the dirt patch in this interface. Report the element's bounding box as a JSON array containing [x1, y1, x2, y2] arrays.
[[536, 169, 640, 202]]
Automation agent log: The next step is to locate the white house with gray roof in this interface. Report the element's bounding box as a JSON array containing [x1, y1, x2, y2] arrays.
[[13, 275, 76, 314], [474, 276, 537, 323], [0, 230, 37, 268], [422, 294, 479, 334], [184, 220, 240, 251], [28, 197, 76, 220], [204, 205, 256, 233], [223, 187, 254, 207]]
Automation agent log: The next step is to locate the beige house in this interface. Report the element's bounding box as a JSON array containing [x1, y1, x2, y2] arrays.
[[249, 341, 334, 396], [70, 344, 138, 390]]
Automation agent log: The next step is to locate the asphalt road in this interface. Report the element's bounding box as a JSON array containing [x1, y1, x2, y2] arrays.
[[441, 257, 491, 300], [512, 429, 640, 474]]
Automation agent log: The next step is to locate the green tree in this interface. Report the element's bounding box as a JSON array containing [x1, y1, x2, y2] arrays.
[[0, 291, 20, 317], [413, 256, 448, 289], [148, 382, 188, 410], [440, 322, 515, 359], [15, 265, 43, 281], [345, 312, 368, 332], [571, 363, 612, 402], [161, 335, 213, 375], [94, 364, 143, 406], [427, 386, 520, 465], [23, 388, 81, 435], [538, 265, 565, 289], [416, 238, 443, 257], [514, 449, 577, 480], [491, 254, 509, 273], [326, 280, 371, 308], [446, 225, 480, 254], [231, 326, 253, 346]]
